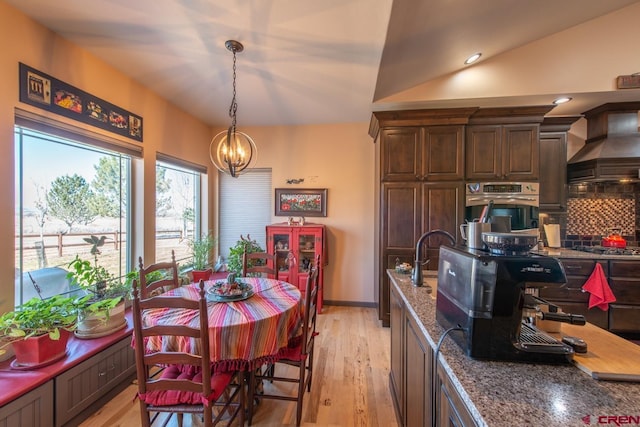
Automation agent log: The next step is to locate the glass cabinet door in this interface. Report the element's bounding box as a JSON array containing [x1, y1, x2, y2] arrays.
[[272, 233, 290, 273], [297, 232, 316, 274]]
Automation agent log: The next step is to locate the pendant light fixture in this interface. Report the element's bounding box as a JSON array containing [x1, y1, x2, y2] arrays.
[[209, 40, 257, 178]]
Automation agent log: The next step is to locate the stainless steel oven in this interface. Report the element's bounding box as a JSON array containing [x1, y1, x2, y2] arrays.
[[465, 182, 539, 230]]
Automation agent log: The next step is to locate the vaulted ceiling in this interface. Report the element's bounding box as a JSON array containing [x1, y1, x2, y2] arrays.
[[5, 0, 640, 126]]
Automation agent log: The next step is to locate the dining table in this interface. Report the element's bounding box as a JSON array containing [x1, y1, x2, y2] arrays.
[[140, 277, 303, 372]]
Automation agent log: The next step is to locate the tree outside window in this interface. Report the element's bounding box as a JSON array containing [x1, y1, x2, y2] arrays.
[[14, 127, 130, 307]]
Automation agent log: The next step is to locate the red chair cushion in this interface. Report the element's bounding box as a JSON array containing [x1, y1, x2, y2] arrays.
[[140, 365, 233, 406], [279, 341, 305, 361], [279, 331, 318, 362]]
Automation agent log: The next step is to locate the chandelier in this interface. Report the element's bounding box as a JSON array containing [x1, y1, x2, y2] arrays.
[[209, 40, 257, 178]]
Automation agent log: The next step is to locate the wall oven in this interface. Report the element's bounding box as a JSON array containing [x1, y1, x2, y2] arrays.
[[465, 182, 539, 230]]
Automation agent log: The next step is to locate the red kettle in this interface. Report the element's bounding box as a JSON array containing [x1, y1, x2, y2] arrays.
[[602, 228, 626, 248]]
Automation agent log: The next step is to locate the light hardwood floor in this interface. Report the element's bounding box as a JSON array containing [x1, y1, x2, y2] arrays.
[[79, 306, 399, 427]]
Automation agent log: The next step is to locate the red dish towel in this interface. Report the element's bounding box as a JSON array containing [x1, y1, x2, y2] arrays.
[[582, 263, 616, 311]]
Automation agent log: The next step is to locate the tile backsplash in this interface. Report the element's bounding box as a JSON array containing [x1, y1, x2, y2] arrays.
[[566, 198, 635, 235], [541, 182, 640, 247]]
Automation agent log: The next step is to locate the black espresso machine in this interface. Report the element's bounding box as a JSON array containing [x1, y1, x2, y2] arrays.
[[435, 245, 585, 363]]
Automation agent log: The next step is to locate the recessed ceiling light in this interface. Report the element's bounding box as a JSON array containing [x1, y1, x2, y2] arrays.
[[464, 53, 482, 65], [553, 97, 572, 105]]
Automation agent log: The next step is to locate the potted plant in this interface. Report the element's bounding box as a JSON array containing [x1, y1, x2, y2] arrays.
[[0, 295, 83, 367], [66, 235, 128, 338], [226, 234, 265, 275], [188, 232, 216, 282]]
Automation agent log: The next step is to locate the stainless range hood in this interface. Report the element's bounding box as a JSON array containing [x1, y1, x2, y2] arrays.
[[567, 102, 640, 183]]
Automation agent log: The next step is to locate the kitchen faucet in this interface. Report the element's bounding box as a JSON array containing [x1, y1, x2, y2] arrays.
[[411, 229, 456, 287]]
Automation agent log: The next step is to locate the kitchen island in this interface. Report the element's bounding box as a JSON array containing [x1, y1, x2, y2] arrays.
[[388, 269, 640, 427]]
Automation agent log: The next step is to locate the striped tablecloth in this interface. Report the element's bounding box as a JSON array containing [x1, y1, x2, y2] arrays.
[[142, 278, 302, 371]]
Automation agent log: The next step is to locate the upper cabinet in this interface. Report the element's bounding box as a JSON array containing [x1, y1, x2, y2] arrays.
[[539, 131, 566, 211], [423, 126, 465, 181], [539, 116, 581, 212], [464, 106, 555, 181], [370, 105, 555, 327], [381, 125, 464, 182], [466, 123, 539, 180], [380, 127, 421, 181]]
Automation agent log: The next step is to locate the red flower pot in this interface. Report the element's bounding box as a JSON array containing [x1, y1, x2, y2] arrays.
[[11, 328, 70, 367]]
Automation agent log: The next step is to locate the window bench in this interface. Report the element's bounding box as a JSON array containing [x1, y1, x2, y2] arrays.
[[0, 311, 136, 426]]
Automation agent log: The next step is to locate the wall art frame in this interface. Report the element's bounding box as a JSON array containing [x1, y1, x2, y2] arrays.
[[19, 63, 143, 142], [275, 188, 327, 217]]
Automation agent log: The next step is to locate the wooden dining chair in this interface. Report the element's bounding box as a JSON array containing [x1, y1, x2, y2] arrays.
[[138, 250, 180, 299], [131, 279, 245, 427], [247, 255, 320, 426], [242, 249, 279, 279]]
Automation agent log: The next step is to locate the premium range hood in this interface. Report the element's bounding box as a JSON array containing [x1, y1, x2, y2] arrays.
[[567, 102, 640, 183]]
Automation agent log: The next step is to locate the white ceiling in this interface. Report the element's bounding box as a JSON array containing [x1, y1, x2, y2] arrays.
[[5, 0, 640, 127]]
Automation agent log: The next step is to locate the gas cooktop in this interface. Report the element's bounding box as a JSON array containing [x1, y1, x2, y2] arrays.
[[571, 245, 640, 256]]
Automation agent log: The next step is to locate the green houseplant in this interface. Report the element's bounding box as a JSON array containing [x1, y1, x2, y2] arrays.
[[188, 232, 216, 282], [66, 235, 128, 338], [227, 234, 264, 275], [0, 295, 83, 366]]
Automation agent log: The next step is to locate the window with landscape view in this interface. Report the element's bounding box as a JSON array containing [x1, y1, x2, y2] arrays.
[[155, 160, 201, 265], [14, 126, 131, 307]]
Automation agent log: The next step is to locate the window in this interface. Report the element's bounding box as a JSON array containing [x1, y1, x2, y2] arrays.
[[218, 169, 272, 261], [155, 160, 202, 265], [14, 126, 132, 307]]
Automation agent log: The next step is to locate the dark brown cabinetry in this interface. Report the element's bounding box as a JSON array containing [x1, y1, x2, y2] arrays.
[[538, 259, 609, 329], [539, 132, 567, 211], [390, 276, 480, 427], [422, 182, 465, 262], [381, 127, 421, 181], [539, 117, 581, 212], [539, 258, 640, 334], [390, 283, 435, 427], [378, 121, 466, 325], [382, 126, 464, 182], [405, 309, 434, 427], [381, 183, 420, 326], [465, 124, 539, 180], [389, 283, 405, 425], [373, 106, 553, 326], [608, 260, 640, 333], [464, 106, 555, 181], [436, 363, 479, 427]]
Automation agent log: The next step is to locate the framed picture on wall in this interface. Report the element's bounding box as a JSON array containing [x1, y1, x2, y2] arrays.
[[19, 63, 144, 142], [275, 188, 327, 217]]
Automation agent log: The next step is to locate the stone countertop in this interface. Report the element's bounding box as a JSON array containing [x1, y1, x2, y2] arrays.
[[533, 247, 640, 260], [388, 270, 640, 427]]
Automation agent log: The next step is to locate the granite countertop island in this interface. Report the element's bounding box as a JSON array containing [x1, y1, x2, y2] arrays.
[[388, 269, 640, 427]]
